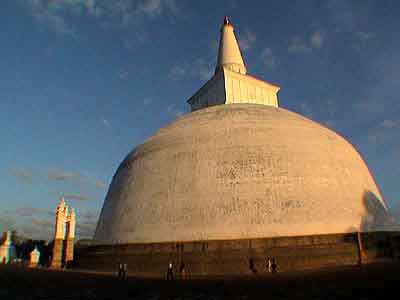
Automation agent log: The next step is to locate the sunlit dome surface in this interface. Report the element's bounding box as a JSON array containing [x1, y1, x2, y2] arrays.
[[94, 104, 391, 244]]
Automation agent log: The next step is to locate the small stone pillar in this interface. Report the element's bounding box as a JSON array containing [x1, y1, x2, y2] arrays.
[[50, 198, 76, 268], [51, 198, 67, 268], [65, 208, 76, 265]]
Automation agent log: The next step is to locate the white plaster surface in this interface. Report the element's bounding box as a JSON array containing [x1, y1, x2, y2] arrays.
[[29, 247, 40, 265], [187, 18, 279, 112], [187, 68, 279, 112], [216, 19, 246, 75], [224, 68, 279, 107], [94, 104, 392, 244], [54, 198, 67, 239]]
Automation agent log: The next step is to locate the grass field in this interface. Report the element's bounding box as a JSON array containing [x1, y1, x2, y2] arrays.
[[0, 262, 399, 299]]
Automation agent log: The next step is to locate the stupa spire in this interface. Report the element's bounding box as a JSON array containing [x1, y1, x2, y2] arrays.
[[215, 16, 247, 75], [187, 17, 279, 111]]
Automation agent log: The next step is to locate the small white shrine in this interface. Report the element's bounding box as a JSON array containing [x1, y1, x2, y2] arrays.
[[29, 246, 41, 267]]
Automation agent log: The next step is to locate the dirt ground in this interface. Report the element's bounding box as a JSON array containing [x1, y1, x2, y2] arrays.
[[0, 262, 399, 300]]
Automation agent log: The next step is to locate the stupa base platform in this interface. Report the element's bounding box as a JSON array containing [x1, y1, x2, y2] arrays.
[[74, 231, 400, 277]]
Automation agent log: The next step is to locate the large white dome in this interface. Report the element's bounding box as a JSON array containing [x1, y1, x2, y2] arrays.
[[94, 104, 391, 244]]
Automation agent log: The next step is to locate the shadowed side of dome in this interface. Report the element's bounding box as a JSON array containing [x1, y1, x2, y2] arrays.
[[94, 104, 390, 245]]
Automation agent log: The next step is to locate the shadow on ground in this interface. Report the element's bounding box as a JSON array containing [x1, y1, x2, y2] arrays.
[[1, 262, 400, 300]]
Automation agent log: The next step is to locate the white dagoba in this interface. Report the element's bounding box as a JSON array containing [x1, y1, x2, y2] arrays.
[[29, 246, 40, 267], [0, 231, 16, 264]]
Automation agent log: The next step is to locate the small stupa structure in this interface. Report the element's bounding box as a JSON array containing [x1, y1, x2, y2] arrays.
[[0, 231, 16, 264], [29, 246, 40, 267], [50, 198, 76, 268]]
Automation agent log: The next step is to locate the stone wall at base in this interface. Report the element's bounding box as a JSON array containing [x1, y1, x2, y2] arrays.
[[65, 238, 74, 264], [74, 232, 399, 276], [51, 239, 64, 268]]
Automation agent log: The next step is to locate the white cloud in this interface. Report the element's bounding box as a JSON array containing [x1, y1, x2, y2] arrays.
[[260, 48, 277, 68], [324, 120, 336, 128], [288, 36, 312, 54], [238, 29, 257, 52], [380, 120, 399, 128], [167, 104, 184, 118], [356, 31, 375, 41], [169, 64, 187, 80], [353, 50, 400, 120], [288, 30, 324, 55], [118, 69, 129, 80], [25, 0, 77, 38], [300, 102, 313, 118], [143, 98, 152, 105], [137, 0, 179, 17], [194, 58, 213, 80], [169, 58, 213, 81], [209, 39, 219, 56], [367, 120, 400, 144], [138, 0, 163, 17], [102, 0, 179, 26], [101, 117, 111, 127], [21, 0, 181, 37]]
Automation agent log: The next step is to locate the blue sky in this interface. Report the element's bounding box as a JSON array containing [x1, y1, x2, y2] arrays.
[[1, 0, 400, 240]]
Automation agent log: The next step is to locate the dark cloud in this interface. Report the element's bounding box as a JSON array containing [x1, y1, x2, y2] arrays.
[[95, 180, 107, 189], [0, 207, 100, 241], [31, 218, 53, 228], [380, 120, 399, 129], [76, 209, 100, 239], [10, 168, 34, 184], [14, 207, 41, 217], [14, 207, 53, 218], [60, 193, 91, 201], [47, 168, 107, 191], [16, 218, 54, 241], [76, 221, 97, 239], [81, 210, 98, 221], [0, 215, 16, 232], [48, 169, 83, 182]]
